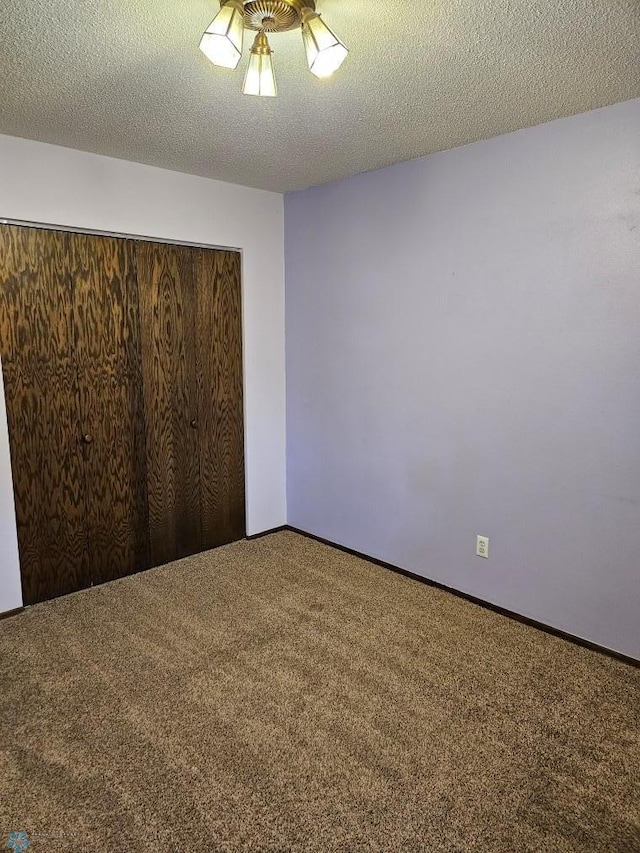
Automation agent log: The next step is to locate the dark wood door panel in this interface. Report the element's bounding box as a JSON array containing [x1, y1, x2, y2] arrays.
[[0, 225, 246, 602], [196, 249, 245, 548], [0, 226, 90, 603], [77, 371, 150, 583], [137, 241, 201, 566], [0, 226, 76, 364], [1, 361, 90, 603], [70, 233, 150, 584]]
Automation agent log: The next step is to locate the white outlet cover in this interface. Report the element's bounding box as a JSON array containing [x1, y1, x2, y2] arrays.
[[476, 535, 489, 559]]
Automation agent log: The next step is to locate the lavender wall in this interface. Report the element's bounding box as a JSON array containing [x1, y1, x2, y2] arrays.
[[285, 99, 640, 660]]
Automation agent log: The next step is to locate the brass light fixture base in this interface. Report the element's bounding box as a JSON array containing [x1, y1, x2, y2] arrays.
[[242, 0, 316, 32]]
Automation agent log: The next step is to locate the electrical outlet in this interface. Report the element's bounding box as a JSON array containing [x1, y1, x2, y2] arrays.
[[476, 535, 489, 559]]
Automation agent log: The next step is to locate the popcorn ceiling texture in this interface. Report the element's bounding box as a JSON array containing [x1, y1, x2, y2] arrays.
[[0, 0, 639, 191]]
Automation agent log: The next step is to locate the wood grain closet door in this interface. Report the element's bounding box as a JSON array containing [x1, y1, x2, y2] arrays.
[[70, 234, 150, 585], [137, 241, 201, 566], [0, 225, 90, 604], [196, 249, 245, 548]]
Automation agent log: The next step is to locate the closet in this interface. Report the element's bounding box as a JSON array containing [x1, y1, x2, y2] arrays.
[[0, 224, 244, 605]]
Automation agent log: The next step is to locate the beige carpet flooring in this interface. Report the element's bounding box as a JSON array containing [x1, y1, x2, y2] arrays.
[[1, 531, 639, 852]]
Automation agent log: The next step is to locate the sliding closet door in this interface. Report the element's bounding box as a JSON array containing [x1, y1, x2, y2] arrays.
[[0, 228, 243, 601], [0, 226, 90, 604], [137, 241, 202, 566], [70, 234, 150, 585], [196, 249, 245, 549]]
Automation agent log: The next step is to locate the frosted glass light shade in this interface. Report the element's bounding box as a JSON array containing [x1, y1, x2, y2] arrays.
[[301, 12, 348, 78], [199, 0, 245, 70], [243, 32, 277, 97]]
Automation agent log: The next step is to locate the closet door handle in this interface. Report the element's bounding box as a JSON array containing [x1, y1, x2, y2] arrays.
[[82, 433, 93, 445], [190, 419, 198, 429]]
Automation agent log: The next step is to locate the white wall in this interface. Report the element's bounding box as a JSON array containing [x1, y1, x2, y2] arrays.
[[0, 364, 22, 612], [0, 134, 286, 611]]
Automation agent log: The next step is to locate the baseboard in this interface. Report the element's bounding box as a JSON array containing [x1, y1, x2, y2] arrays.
[[286, 526, 639, 669], [0, 606, 24, 621], [246, 525, 288, 541]]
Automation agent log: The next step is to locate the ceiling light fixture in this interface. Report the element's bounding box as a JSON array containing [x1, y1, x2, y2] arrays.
[[199, 1, 348, 96]]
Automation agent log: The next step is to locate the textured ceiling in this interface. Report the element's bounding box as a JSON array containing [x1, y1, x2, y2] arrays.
[[1, 1, 639, 192]]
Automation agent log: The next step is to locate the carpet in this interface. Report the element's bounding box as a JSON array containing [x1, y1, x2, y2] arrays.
[[1, 531, 638, 852]]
